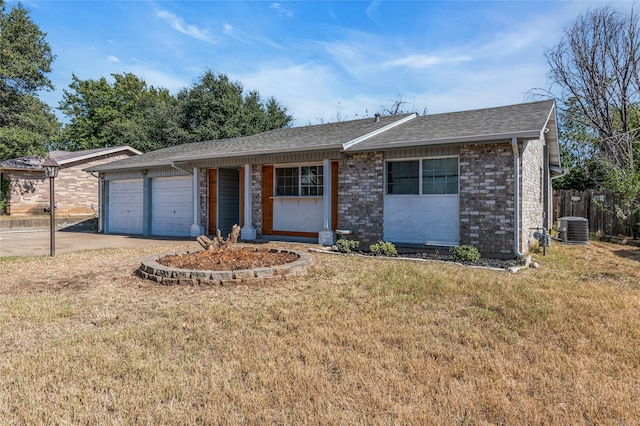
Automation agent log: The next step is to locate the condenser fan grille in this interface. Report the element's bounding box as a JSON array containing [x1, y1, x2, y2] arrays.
[[558, 216, 589, 244]]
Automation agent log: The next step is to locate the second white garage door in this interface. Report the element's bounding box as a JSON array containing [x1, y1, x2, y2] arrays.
[[152, 177, 193, 236]]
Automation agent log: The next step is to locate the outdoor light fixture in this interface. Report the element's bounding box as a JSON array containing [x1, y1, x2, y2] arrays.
[[42, 158, 60, 256]]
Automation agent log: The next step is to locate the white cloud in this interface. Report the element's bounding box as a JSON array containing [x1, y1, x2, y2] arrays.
[[126, 65, 190, 93], [156, 10, 215, 43], [233, 62, 347, 125], [106, 55, 120, 63], [384, 54, 472, 69], [270, 3, 294, 18]]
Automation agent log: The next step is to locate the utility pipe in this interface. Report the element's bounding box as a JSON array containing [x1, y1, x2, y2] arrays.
[[512, 137, 524, 258]]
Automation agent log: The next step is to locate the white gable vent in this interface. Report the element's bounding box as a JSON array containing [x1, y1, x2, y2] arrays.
[[558, 216, 589, 244]]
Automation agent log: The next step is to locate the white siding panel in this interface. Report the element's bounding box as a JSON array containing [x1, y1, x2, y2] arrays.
[[384, 196, 460, 245], [273, 198, 323, 233], [152, 177, 192, 236], [109, 180, 143, 234]]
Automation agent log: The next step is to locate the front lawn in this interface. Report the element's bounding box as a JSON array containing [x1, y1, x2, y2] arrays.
[[0, 241, 638, 424]]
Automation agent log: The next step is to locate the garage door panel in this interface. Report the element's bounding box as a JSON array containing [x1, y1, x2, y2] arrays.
[[152, 177, 192, 236], [109, 180, 143, 235]]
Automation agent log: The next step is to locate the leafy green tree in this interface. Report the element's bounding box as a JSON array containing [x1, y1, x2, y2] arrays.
[[0, 92, 59, 159], [553, 98, 599, 190], [58, 73, 176, 152], [177, 71, 244, 141], [0, 0, 60, 159], [264, 96, 293, 130], [177, 70, 292, 141]]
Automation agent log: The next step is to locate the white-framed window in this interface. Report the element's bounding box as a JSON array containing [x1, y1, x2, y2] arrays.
[[275, 165, 323, 196], [387, 160, 419, 194], [422, 157, 459, 195], [386, 157, 459, 195]]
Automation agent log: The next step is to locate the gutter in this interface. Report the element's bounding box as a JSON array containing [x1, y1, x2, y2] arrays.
[[512, 137, 525, 259]]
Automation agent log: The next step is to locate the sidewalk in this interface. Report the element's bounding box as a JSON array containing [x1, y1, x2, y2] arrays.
[[0, 230, 198, 257]]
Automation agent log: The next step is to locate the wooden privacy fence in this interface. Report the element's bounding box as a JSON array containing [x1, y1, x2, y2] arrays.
[[552, 189, 639, 236]]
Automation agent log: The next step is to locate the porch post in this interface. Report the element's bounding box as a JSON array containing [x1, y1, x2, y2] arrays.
[[190, 167, 204, 237], [241, 164, 257, 240], [318, 158, 335, 245]]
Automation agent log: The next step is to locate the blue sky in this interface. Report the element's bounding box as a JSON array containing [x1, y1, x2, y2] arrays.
[[15, 0, 637, 126]]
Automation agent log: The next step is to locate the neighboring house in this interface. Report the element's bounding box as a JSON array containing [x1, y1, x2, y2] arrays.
[[0, 146, 141, 218], [88, 100, 561, 258]]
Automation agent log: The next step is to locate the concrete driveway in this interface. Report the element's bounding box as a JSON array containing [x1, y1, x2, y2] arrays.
[[0, 230, 199, 257]]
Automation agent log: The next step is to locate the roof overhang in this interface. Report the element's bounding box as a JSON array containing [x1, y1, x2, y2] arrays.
[[542, 103, 561, 168], [347, 129, 542, 151], [58, 146, 141, 166], [0, 166, 43, 172]]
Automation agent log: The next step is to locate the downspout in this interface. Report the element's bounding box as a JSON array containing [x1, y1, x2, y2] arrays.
[[171, 162, 193, 175], [89, 172, 103, 233], [550, 167, 569, 180], [512, 137, 524, 258]]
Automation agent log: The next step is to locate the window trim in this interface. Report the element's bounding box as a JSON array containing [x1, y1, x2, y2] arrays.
[[385, 156, 460, 197], [273, 163, 324, 198]]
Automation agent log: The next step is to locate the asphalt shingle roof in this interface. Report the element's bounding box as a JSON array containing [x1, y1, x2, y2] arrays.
[[349, 100, 556, 151], [89, 114, 414, 171], [0, 146, 139, 171], [88, 100, 558, 172]]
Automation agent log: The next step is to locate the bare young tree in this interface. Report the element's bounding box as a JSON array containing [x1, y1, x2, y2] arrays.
[[547, 5, 640, 169], [380, 95, 409, 116], [546, 5, 640, 236]]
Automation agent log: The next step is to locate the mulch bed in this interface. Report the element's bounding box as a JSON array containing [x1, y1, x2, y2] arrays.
[[392, 251, 520, 269], [158, 249, 299, 271]]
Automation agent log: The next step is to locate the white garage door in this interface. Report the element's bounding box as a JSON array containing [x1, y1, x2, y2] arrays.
[[108, 179, 143, 235], [152, 177, 193, 236]]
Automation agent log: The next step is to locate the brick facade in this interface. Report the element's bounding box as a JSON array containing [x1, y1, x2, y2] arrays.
[[337, 152, 384, 246], [199, 168, 208, 228], [5, 153, 132, 217], [520, 138, 546, 253], [251, 165, 263, 236], [201, 140, 547, 258], [459, 142, 515, 258]]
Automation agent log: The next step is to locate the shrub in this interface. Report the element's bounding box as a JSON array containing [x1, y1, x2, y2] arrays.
[[369, 241, 398, 257], [336, 239, 360, 253], [450, 245, 480, 263]]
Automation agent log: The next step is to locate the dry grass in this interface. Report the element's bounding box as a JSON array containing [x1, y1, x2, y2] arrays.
[[0, 241, 639, 424]]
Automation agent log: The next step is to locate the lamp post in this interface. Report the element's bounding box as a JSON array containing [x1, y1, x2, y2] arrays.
[[42, 158, 60, 257]]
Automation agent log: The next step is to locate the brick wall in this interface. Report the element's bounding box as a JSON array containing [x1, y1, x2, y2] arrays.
[[459, 143, 515, 258], [5, 170, 48, 215], [6, 153, 133, 216], [520, 138, 546, 252], [199, 168, 208, 228], [251, 165, 263, 236], [337, 152, 384, 246]]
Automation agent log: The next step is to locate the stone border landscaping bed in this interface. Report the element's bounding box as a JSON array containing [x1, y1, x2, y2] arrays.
[[136, 248, 311, 286]]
